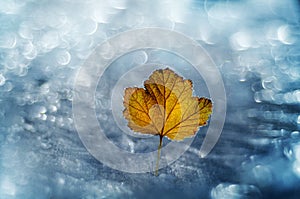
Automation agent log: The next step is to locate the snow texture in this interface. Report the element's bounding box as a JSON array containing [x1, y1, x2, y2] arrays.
[[0, 0, 300, 198]]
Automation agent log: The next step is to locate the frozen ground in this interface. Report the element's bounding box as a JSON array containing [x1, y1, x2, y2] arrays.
[[0, 0, 300, 198]]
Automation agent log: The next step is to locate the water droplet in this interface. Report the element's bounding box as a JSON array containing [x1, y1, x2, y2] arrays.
[[39, 106, 47, 114], [16, 66, 29, 77], [0, 178, 16, 196], [132, 51, 148, 65], [40, 114, 47, 121], [288, 67, 300, 80], [254, 91, 262, 103], [294, 144, 300, 160], [56, 116, 64, 127], [294, 90, 300, 102], [0, 32, 17, 49], [39, 30, 60, 52], [252, 165, 273, 186], [58, 177, 65, 185], [1, 81, 13, 92], [79, 18, 98, 35], [23, 123, 35, 133], [211, 183, 261, 199], [261, 89, 275, 102], [291, 131, 299, 139], [284, 146, 293, 160], [24, 47, 37, 60], [277, 25, 295, 45], [0, 73, 6, 86], [40, 138, 52, 149], [230, 31, 253, 51], [40, 83, 50, 94], [29, 105, 47, 119], [48, 105, 57, 113], [297, 115, 300, 124], [20, 39, 33, 54], [47, 115, 56, 123], [292, 160, 300, 178], [262, 76, 277, 89], [18, 22, 34, 39], [56, 50, 71, 66]]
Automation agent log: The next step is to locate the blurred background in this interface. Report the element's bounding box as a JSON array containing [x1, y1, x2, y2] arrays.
[[0, 0, 300, 198]]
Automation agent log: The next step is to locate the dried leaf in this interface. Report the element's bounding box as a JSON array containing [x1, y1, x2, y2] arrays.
[[123, 68, 212, 141], [123, 68, 212, 175]]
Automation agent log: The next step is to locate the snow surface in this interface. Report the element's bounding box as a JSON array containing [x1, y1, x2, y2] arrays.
[[0, 0, 300, 198]]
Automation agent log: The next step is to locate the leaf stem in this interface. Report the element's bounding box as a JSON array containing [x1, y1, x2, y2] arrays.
[[155, 135, 163, 176]]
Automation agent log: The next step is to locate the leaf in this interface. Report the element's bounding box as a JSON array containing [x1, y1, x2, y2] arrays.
[[123, 68, 212, 141], [123, 68, 212, 175]]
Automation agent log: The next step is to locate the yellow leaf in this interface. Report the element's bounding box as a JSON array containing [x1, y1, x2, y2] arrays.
[[123, 68, 212, 140], [123, 68, 212, 175]]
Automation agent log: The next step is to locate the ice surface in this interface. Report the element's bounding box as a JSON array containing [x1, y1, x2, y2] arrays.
[[0, 0, 300, 198]]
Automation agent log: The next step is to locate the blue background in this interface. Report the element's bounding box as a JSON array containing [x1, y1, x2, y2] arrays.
[[0, 0, 300, 198]]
